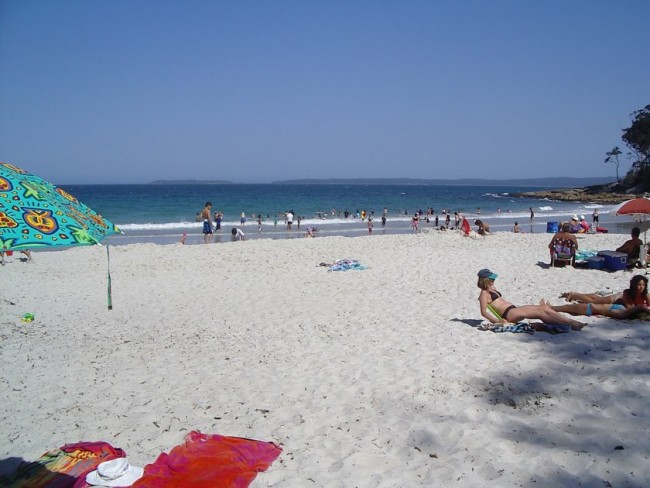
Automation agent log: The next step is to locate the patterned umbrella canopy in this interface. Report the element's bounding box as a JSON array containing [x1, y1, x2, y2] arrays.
[[0, 162, 121, 251]]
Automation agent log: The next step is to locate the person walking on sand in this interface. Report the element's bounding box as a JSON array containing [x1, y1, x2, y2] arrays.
[[476, 269, 586, 330], [592, 209, 599, 227], [201, 202, 214, 244]]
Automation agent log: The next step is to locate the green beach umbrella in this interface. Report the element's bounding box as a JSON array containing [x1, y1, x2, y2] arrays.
[[0, 161, 121, 308]]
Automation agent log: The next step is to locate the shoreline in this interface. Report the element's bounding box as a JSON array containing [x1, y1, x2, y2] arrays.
[[106, 213, 645, 246]]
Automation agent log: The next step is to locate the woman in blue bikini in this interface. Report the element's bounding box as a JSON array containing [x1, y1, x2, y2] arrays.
[[477, 269, 586, 330], [550, 275, 649, 319]]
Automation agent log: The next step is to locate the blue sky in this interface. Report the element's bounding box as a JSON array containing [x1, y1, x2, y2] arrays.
[[1, 1, 648, 184]]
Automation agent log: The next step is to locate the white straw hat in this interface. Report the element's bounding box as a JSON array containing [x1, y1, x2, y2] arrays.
[[86, 458, 144, 487], [571, 214, 579, 221]]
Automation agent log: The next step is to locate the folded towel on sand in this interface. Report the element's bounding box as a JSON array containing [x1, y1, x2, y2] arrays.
[[132, 431, 282, 488]]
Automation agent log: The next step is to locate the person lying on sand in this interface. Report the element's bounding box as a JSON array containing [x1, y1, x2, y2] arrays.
[[552, 275, 649, 319], [544, 300, 649, 320], [477, 269, 586, 330], [560, 275, 649, 308]]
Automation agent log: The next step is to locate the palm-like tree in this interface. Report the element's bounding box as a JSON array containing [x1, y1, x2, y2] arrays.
[[605, 146, 622, 181]]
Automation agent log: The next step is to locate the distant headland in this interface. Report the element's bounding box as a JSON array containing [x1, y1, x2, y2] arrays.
[[149, 177, 614, 187], [149, 179, 235, 185]]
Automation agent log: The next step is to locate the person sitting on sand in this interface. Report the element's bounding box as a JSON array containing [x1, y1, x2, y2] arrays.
[[477, 269, 586, 330], [569, 215, 582, 233], [548, 222, 578, 265], [513, 222, 523, 233], [559, 275, 649, 308], [475, 220, 490, 236], [615, 227, 643, 264]]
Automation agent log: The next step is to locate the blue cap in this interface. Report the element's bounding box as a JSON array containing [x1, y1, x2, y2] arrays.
[[478, 269, 498, 279]]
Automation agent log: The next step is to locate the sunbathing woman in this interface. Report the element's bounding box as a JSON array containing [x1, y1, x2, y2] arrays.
[[477, 269, 586, 330], [551, 275, 649, 319], [559, 275, 648, 307]]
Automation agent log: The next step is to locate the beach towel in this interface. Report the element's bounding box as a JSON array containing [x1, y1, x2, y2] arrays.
[[574, 249, 597, 263], [0, 441, 126, 488], [479, 321, 535, 334], [327, 258, 367, 271], [131, 431, 282, 488]]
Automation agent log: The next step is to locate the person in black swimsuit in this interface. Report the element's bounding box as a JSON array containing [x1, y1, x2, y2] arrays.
[[477, 269, 586, 330]]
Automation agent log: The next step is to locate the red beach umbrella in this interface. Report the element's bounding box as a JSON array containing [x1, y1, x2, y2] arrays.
[[615, 196, 650, 215], [615, 195, 650, 243]]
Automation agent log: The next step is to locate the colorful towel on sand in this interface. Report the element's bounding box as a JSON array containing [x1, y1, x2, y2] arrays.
[[131, 431, 282, 488], [327, 258, 367, 271], [0, 441, 126, 488], [479, 321, 535, 334]]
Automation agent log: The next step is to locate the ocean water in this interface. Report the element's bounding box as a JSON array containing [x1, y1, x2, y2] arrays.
[[61, 183, 630, 245]]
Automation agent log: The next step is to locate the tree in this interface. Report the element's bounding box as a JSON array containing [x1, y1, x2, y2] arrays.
[[622, 104, 650, 168], [604, 146, 622, 181]]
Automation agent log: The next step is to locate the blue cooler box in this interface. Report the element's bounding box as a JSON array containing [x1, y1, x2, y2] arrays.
[[597, 251, 627, 271], [587, 256, 606, 270], [546, 222, 559, 233]]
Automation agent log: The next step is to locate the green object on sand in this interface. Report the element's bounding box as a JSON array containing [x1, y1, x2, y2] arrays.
[[21, 313, 34, 323]]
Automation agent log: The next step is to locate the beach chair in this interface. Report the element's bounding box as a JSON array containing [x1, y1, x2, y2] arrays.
[[550, 237, 576, 268]]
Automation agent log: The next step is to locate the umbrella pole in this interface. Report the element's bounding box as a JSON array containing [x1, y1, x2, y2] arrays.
[[107, 245, 113, 310]]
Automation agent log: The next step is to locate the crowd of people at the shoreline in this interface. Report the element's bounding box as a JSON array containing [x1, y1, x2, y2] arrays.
[[196, 202, 506, 244], [192, 201, 646, 260], [194, 202, 494, 242]]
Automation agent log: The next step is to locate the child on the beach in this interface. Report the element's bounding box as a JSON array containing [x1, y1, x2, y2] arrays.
[[368, 217, 373, 234], [411, 214, 419, 233]]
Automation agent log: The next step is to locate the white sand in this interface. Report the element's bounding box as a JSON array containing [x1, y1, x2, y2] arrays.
[[1, 231, 648, 487]]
